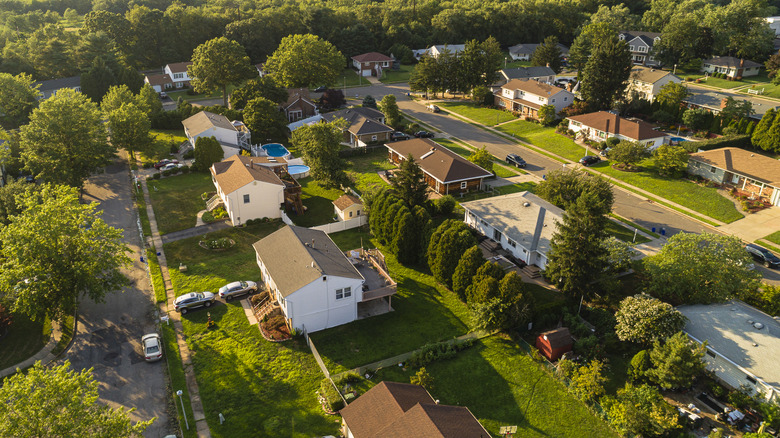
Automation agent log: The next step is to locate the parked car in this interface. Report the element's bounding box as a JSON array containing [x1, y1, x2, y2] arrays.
[[313, 85, 327, 92], [390, 131, 411, 142], [159, 91, 168, 99], [745, 244, 780, 268], [579, 155, 600, 166], [154, 159, 179, 169], [141, 333, 163, 362], [599, 147, 612, 157], [427, 104, 440, 113], [173, 292, 215, 314], [218, 280, 258, 300], [160, 163, 184, 172], [505, 154, 527, 168], [414, 131, 435, 138], [24, 175, 35, 184]]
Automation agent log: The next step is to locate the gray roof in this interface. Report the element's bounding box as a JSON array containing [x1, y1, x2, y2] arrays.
[[460, 191, 562, 256], [508, 43, 569, 56], [182, 111, 237, 136], [619, 30, 661, 47], [501, 66, 556, 81], [321, 107, 392, 136], [684, 88, 779, 119], [430, 44, 466, 54], [323, 107, 384, 122], [252, 226, 363, 297], [678, 301, 780, 390], [703, 56, 762, 69], [34, 75, 81, 92]]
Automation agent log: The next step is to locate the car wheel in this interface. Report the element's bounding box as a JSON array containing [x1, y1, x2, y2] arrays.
[[766, 261, 771, 268], [181, 308, 188, 314], [205, 301, 212, 307], [224, 295, 231, 301]]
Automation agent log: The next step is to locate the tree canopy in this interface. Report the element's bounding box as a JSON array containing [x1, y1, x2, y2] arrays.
[[580, 31, 633, 110], [189, 37, 256, 107], [229, 76, 289, 110], [192, 136, 224, 171], [647, 331, 707, 389], [535, 169, 614, 215], [0, 73, 39, 129], [615, 294, 687, 345], [290, 119, 348, 187], [390, 155, 429, 208], [243, 97, 289, 143], [265, 34, 345, 88], [602, 384, 681, 437], [378, 94, 401, 128], [530, 35, 563, 73]]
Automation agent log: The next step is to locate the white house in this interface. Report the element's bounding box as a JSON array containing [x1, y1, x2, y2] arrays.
[[182, 111, 251, 158], [618, 31, 661, 66], [494, 79, 574, 121], [164, 62, 193, 88], [143, 73, 173, 93], [702, 57, 762, 79], [767, 16, 780, 36], [253, 226, 397, 333], [461, 192, 563, 269], [627, 66, 682, 102], [427, 44, 465, 58], [209, 155, 288, 226], [507, 43, 569, 61], [566, 111, 668, 149], [34, 76, 81, 99], [678, 301, 780, 403], [351, 52, 393, 77]]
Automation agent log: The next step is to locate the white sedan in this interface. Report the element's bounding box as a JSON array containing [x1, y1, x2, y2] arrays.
[[159, 163, 184, 172], [141, 333, 163, 362]]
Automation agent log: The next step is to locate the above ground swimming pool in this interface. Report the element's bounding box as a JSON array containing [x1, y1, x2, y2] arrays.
[[287, 165, 310, 179], [262, 143, 290, 158]]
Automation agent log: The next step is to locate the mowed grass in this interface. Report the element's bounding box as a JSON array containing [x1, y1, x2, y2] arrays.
[[374, 335, 617, 438], [0, 313, 51, 370], [497, 120, 586, 162], [147, 172, 216, 234], [684, 71, 770, 89], [380, 64, 414, 83], [764, 231, 780, 246], [344, 148, 394, 195], [606, 219, 651, 245], [164, 222, 340, 438], [291, 177, 345, 227], [311, 229, 471, 373], [436, 101, 517, 126], [336, 68, 370, 87]]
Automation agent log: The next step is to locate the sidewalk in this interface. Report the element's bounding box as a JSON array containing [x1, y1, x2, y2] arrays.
[[140, 179, 212, 438], [0, 319, 65, 379]]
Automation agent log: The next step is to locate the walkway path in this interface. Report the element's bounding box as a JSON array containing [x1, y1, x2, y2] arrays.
[[161, 220, 231, 244], [140, 178, 212, 438], [0, 320, 64, 379]]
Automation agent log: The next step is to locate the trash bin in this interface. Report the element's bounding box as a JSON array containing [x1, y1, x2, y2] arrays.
[[661, 228, 666, 236], [651, 227, 656, 233]]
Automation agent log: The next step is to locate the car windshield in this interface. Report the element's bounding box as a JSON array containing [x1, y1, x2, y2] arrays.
[[239, 281, 247, 287], [219, 286, 228, 293], [147, 345, 159, 353]]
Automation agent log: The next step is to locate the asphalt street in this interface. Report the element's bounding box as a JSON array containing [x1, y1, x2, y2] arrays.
[[66, 153, 171, 437]]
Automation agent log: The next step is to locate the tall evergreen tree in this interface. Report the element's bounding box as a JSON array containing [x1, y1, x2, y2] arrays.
[[390, 155, 429, 208], [427, 220, 476, 287], [531, 35, 563, 73], [752, 108, 776, 151], [81, 57, 117, 103], [760, 112, 780, 153], [452, 246, 485, 301], [580, 33, 632, 110], [378, 94, 401, 128]]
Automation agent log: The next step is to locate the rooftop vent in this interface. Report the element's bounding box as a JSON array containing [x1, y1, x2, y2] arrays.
[[753, 322, 765, 330], [523, 202, 531, 207], [420, 149, 436, 160]]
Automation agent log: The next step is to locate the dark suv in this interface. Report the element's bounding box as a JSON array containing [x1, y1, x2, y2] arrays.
[[505, 154, 527, 168], [390, 131, 410, 142], [745, 244, 780, 268]]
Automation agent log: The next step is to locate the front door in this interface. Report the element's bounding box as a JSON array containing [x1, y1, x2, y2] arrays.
[[732, 173, 740, 184], [493, 229, 502, 242]]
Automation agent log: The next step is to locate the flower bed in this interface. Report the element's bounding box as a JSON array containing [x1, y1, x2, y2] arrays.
[[198, 237, 235, 250], [259, 314, 292, 342], [730, 188, 772, 213]]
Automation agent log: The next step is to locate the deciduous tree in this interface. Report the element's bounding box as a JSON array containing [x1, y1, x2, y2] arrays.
[[655, 82, 690, 114], [609, 140, 649, 169], [0, 73, 39, 129], [569, 360, 607, 404], [192, 136, 224, 171], [291, 120, 348, 187], [647, 331, 706, 389], [265, 34, 345, 88], [229, 76, 289, 110], [410, 367, 434, 391], [107, 103, 151, 158], [535, 169, 614, 215], [243, 97, 289, 143], [615, 294, 687, 345], [538, 104, 556, 126], [468, 146, 494, 174], [100, 84, 135, 116], [602, 384, 681, 437], [189, 37, 256, 107], [378, 94, 401, 128], [653, 144, 689, 177], [682, 108, 710, 132]]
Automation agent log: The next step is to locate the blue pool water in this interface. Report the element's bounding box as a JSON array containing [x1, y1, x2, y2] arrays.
[[287, 165, 310, 175], [669, 137, 687, 142], [262, 143, 290, 157]]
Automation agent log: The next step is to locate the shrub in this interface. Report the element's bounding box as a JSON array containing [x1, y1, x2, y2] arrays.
[[333, 371, 361, 387], [406, 339, 473, 368], [181, 165, 190, 174], [183, 150, 195, 159], [435, 195, 456, 215], [162, 169, 172, 177], [142, 162, 154, 169], [169, 143, 179, 154], [266, 314, 286, 329], [152, 173, 161, 179]]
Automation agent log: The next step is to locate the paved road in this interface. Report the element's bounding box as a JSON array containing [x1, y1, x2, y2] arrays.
[[66, 153, 171, 437]]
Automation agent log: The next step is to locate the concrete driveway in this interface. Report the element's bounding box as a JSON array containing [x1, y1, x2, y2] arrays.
[[65, 153, 172, 437]]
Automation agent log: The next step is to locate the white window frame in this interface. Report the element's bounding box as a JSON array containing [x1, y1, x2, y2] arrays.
[[460, 181, 467, 189]]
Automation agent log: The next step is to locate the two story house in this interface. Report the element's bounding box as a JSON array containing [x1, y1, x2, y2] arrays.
[[618, 31, 661, 66], [492, 66, 557, 89], [182, 111, 252, 157], [626, 66, 682, 102], [494, 79, 574, 120], [165, 62, 193, 88], [320, 107, 393, 147]]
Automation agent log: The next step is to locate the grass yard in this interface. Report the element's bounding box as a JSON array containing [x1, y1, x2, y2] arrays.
[[0, 313, 51, 370], [135, 188, 153, 237], [166, 85, 237, 102], [497, 120, 586, 162], [380, 64, 414, 83], [344, 149, 394, 195], [436, 101, 517, 126], [435, 138, 520, 179], [160, 323, 197, 438], [504, 58, 532, 69], [335, 68, 370, 88], [311, 229, 471, 373], [374, 335, 617, 438], [684, 72, 771, 90], [147, 172, 216, 235], [606, 220, 651, 245], [165, 222, 340, 438], [147, 249, 167, 303], [291, 177, 346, 227], [764, 231, 780, 246]]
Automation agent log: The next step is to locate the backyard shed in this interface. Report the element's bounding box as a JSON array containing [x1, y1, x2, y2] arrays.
[[536, 327, 572, 361]]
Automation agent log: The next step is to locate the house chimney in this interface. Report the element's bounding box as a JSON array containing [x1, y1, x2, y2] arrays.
[[720, 98, 729, 109], [311, 239, 315, 248], [605, 118, 610, 134], [740, 58, 744, 68], [546, 63, 550, 68]]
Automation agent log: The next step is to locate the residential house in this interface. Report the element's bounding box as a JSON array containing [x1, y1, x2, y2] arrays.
[[682, 90, 775, 120], [767, 16, 780, 36], [702, 56, 762, 79], [627, 66, 682, 102], [144, 73, 174, 93], [687, 147, 780, 207], [182, 111, 252, 158], [420, 44, 466, 59], [507, 43, 569, 61], [253, 226, 397, 333], [284, 88, 318, 123], [209, 155, 290, 225], [461, 191, 562, 269], [618, 31, 661, 66], [164, 62, 193, 88], [34, 75, 81, 99], [321, 107, 393, 147], [255, 63, 266, 77], [340, 381, 490, 438], [566, 111, 668, 149], [333, 194, 363, 221], [351, 52, 394, 77], [494, 79, 574, 120], [536, 327, 573, 361], [678, 301, 780, 403], [386, 138, 493, 195], [493, 66, 557, 89]]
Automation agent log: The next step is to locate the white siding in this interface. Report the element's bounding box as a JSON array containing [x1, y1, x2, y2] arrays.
[[463, 210, 547, 269], [187, 127, 239, 148], [221, 181, 285, 226], [285, 275, 364, 333]]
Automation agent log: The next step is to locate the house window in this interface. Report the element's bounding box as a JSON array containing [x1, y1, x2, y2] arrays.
[[74, 87, 81, 92], [173, 73, 184, 79], [538, 96, 544, 102], [498, 100, 506, 107], [638, 46, 647, 52], [336, 287, 352, 300], [356, 210, 360, 216], [746, 376, 757, 384], [706, 349, 716, 358], [518, 91, 525, 98], [629, 45, 635, 51], [349, 211, 353, 217], [564, 97, 568, 101], [571, 121, 581, 127], [243, 194, 250, 203], [598, 132, 606, 139], [649, 56, 655, 61], [507, 239, 517, 248], [710, 166, 716, 173], [336, 288, 344, 299], [460, 181, 467, 189], [371, 135, 377, 141], [551, 98, 556, 103]]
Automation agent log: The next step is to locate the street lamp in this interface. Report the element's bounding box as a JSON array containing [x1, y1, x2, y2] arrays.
[[177, 390, 189, 430]]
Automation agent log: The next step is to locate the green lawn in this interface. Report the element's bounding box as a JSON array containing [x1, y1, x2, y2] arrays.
[[151, 129, 188, 145], [135, 188, 152, 237], [344, 149, 394, 195], [739, 81, 780, 99], [311, 229, 471, 373], [291, 177, 345, 227], [436, 101, 517, 126], [166, 85, 237, 102], [435, 138, 520, 179], [147, 249, 167, 303], [0, 313, 51, 370], [374, 335, 617, 438], [160, 323, 197, 438], [504, 58, 532, 69], [334, 68, 370, 88], [380, 64, 414, 83], [497, 120, 587, 162], [764, 231, 780, 246], [684, 71, 770, 90], [147, 172, 216, 235], [165, 222, 340, 438], [606, 220, 651, 245]]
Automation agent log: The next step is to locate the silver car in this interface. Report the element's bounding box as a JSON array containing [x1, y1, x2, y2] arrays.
[[141, 333, 163, 362], [173, 292, 215, 314], [218, 281, 258, 300]]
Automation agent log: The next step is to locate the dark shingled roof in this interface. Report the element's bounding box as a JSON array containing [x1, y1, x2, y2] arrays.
[[34, 75, 81, 92], [703, 56, 762, 69], [386, 138, 493, 184], [539, 327, 572, 349], [252, 226, 363, 297], [321, 108, 393, 136], [567, 111, 664, 141], [500, 66, 556, 81]]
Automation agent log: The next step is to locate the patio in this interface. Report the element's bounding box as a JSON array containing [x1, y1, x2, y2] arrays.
[[347, 248, 397, 319]]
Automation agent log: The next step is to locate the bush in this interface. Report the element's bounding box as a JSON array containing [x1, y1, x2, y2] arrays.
[[162, 169, 172, 177], [183, 149, 195, 159], [152, 173, 161, 179], [142, 162, 153, 169], [169, 143, 179, 154], [406, 339, 473, 368], [692, 134, 751, 151], [333, 371, 361, 387], [181, 165, 190, 173], [607, 137, 621, 147], [435, 195, 456, 215]]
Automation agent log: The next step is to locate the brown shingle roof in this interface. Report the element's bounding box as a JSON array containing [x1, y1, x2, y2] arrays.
[[182, 111, 237, 136], [567, 111, 664, 141], [333, 194, 362, 211], [376, 403, 491, 437], [166, 61, 192, 73], [540, 327, 572, 350], [690, 147, 780, 186], [285, 88, 313, 108], [352, 52, 394, 63], [386, 139, 493, 184], [210, 155, 285, 195], [252, 226, 363, 298], [631, 66, 679, 84], [145, 73, 173, 87], [321, 108, 393, 136], [504, 78, 567, 98]]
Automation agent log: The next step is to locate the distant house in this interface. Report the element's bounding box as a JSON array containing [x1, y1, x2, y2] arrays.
[[144, 73, 174, 93], [678, 301, 780, 403], [461, 191, 563, 269], [494, 79, 574, 120], [687, 147, 780, 207], [627, 66, 682, 102], [351, 52, 393, 77], [253, 226, 397, 333], [284, 88, 318, 123], [34, 75, 81, 99], [702, 57, 762, 79], [494, 66, 557, 88], [182, 111, 252, 158], [333, 194, 363, 221], [767, 16, 780, 36], [425, 44, 466, 59], [321, 107, 393, 147], [164, 62, 193, 88], [618, 30, 661, 66], [340, 381, 490, 437], [255, 63, 266, 77], [536, 327, 573, 361], [566, 111, 668, 149], [386, 139, 493, 195], [507, 43, 569, 61]]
